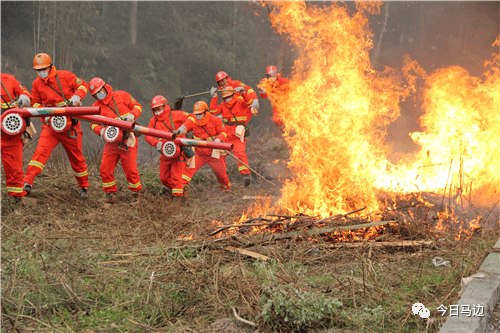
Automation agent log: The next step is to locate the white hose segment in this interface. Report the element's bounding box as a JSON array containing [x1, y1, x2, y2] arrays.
[[50, 116, 71, 132], [162, 141, 177, 157], [104, 126, 123, 143], [1, 113, 25, 135]]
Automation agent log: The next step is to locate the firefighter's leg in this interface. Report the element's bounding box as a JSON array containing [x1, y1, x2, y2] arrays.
[[23, 127, 60, 185], [60, 127, 89, 188], [231, 139, 251, 175], [100, 143, 120, 193], [1, 137, 26, 197], [207, 155, 231, 190], [171, 159, 186, 197], [181, 153, 205, 185], [120, 146, 142, 192], [160, 157, 175, 190]]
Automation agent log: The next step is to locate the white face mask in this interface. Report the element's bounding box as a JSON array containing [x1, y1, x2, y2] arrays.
[[223, 97, 233, 103], [154, 109, 163, 116], [38, 70, 49, 79], [195, 113, 205, 120], [96, 91, 107, 100]]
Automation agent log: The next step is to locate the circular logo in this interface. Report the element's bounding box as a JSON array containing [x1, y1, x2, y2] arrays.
[[152, 99, 156, 104], [37, 58, 42, 64], [90, 85, 94, 90]]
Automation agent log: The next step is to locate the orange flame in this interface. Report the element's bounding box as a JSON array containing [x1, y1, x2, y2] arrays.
[[259, 1, 499, 228]]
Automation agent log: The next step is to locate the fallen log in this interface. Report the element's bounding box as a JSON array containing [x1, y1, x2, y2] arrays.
[[242, 220, 397, 243], [226, 246, 270, 261], [323, 240, 433, 248], [209, 218, 274, 236], [214, 221, 287, 230], [314, 207, 367, 224]]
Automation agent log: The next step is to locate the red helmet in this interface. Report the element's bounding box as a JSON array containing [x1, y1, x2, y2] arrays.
[[151, 95, 167, 109], [89, 77, 106, 96], [216, 71, 228, 82], [266, 65, 278, 76], [193, 101, 209, 114], [33, 53, 52, 69]]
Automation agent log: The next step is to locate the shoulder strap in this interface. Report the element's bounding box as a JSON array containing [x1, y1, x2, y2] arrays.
[[104, 96, 121, 118], [201, 124, 215, 141], [161, 120, 174, 133], [55, 74, 71, 105], [168, 108, 176, 131], [45, 75, 71, 106], [0, 81, 15, 108]]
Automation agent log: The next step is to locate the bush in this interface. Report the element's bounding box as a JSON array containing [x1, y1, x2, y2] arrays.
[[259, 284, 343, 332]]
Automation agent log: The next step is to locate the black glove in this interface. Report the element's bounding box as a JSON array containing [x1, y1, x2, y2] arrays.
[[172, 97, 184, 110]]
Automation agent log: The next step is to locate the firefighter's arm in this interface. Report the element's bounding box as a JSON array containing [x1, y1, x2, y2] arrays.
[[123, 94, 142, 122], [143, 118, 161, 147], [258, 85, 268, 99], [91, 122, 105, 136], [215, 118, 227, 142], [175, 116, 195, 136], [209, 96, 222, 115], [70, 74, 88, 102], [30, 84, 43, 108]]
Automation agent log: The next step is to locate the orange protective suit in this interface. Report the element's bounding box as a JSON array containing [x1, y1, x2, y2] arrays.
[[210, 94, 251, 176], [258, 74, 289, 128], [218, 76, 258, 121], [144, 106, 192, 197], [24, 66, 90, 189], [91, 84, 143, 194], [1, 74, 31, 198], [182, 112, 230, 190]]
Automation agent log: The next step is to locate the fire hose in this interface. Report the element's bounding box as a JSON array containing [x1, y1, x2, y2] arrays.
[[1, 106, 101, 136]]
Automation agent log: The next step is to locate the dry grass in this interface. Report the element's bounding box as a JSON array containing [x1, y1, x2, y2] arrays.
[[2, 130, 500, 332]]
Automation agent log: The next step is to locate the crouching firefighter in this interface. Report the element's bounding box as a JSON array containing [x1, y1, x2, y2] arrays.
[[181, 101, 231, 191], [1, 73, 32, 211], [89, 77, 143, 206], [145, 95, 195, 202], [23, 53, 90, 199]]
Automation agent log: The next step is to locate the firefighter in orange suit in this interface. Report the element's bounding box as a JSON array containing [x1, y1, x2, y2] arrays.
[[209, 88, 252, 186], [1, 73, 32, 208], [145, 95, 193, 200], [258, 65, 289, 130], [88, 77, 143, 205], [23, 53, 90, 199], [214, 71, 259, 121], [181, 101, 231, 191]]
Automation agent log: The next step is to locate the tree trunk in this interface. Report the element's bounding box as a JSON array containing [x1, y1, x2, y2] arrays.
[[52, 2, 56, 64], [373, 2, 389, 65], [130, 1, 137, 45]]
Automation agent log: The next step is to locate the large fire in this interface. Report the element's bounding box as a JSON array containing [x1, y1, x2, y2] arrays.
[[258, 1, 499, 222]]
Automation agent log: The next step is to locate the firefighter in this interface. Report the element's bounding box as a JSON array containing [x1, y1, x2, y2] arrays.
[[145, 95, 193, 201], [88, 77, 143, 206], [181, 101, 231, 191], [209, 88, 252, 186], [23, 53, 90, 199], [258, 65, 289, 131], [213, 71, 259, 120], [1, 74, 32, 211]]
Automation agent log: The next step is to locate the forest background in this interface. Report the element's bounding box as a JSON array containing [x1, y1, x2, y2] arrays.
[[1, 1, 499, 160]]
